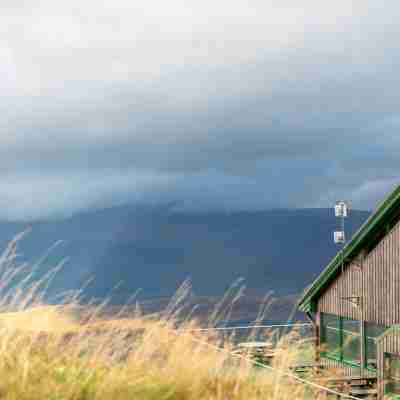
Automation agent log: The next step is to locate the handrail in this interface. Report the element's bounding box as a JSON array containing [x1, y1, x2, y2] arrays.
[[188, 323, 312, 332], [177, 328, 363, 400]]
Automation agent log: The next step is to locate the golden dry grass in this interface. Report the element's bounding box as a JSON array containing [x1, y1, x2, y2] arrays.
[[0, 234, 329, 400]]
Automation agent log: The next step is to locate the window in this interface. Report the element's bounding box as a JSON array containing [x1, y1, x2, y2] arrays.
[[384, 353, 400, 395], [320, 313, 366, 366], [320, 313, 341, 358], [342, 317, 361, 365], [320, 314, 388, 369], [365, 322, 387, 370]]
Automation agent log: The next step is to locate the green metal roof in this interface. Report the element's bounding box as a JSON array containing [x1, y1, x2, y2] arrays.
[[298, 184, 400, 313]]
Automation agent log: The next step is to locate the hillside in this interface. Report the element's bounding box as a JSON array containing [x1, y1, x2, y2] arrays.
[[0, 206, 369, 315]]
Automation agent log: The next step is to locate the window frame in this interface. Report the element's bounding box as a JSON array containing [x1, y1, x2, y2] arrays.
[[365, 322, 387, 371], [341, 316, 362, 365], [319, 313, 385, 370], [320, 313, 342, 360]]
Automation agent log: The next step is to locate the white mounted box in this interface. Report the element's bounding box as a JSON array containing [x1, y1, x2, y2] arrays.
[[335, 202, 348, 218], [334, 231, 346, 244]]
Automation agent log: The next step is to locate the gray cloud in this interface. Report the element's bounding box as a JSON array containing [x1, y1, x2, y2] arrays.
[[1, 0, 400, 220]]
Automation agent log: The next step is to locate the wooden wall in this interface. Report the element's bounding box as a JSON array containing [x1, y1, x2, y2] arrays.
[[318, 258, 362, 320], [316, 217, 400, 388], [318, 217, 400, 326]]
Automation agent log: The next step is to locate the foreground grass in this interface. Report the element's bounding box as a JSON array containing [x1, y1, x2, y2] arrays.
[[0, 309, 322, 400], [0, 235, 326, 400]]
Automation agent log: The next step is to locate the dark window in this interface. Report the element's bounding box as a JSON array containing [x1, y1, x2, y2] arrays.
[[384, 353, 400, 395]]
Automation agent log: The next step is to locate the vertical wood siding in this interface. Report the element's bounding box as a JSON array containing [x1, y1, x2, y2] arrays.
[[318, 219, 400, 326], [316, 218, 400, 389]]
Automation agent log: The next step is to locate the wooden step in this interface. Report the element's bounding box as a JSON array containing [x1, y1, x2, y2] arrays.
[[349, 388, 377, 399]]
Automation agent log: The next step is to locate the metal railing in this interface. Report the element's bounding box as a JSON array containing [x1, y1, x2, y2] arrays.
[[178, 324, 363, 400]]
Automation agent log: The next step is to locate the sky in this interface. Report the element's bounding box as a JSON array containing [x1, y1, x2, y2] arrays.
[[1, 0, 400, 220]]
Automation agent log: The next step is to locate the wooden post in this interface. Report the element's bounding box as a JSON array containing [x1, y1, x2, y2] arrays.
[[360, 319, 365, 374], [359, 250, 367, 374], [316, 311, 321, 366]]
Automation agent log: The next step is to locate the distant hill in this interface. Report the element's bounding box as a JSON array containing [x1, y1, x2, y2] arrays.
[[85, 207, 369, 303], [0, 205, 370, 310]]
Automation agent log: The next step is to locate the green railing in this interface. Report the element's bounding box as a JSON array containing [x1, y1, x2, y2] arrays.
[[320, 313, 385, 373]]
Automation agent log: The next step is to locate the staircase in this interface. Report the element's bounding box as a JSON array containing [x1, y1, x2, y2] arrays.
[[348, 381, 377, 399], [323, 376, 377, 399]]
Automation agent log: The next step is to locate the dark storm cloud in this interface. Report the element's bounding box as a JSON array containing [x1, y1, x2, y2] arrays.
[[1, 0, 400, 219]]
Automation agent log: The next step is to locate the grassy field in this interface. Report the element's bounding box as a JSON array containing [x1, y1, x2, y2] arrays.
[[0, 234, 329, 400]]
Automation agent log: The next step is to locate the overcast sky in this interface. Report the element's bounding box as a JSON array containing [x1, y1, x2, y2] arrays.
[[1, 0, 399, 220]]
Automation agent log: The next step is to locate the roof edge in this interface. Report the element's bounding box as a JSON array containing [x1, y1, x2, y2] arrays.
[[298, 184, 400, 312]]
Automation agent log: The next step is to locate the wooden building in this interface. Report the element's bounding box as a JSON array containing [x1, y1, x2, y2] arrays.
[[298, 185, 400, 399]]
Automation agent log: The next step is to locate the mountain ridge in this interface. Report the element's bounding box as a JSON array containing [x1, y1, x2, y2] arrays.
[[0, 205, 370, 314]]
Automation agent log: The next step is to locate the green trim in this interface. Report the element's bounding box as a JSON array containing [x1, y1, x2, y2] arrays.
[[299, 185, 400, 311], [320, 314, 385, 370], [343, 359, 363, 369], [321, 352, 341, 362], [321, 353, 377, 374], [321, 353, 364, 370]]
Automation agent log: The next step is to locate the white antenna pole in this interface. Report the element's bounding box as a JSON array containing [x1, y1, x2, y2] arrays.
[[334, 201, 349, 274]]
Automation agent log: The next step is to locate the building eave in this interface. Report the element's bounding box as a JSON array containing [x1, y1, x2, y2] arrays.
[[298, 184, 400, 312]]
